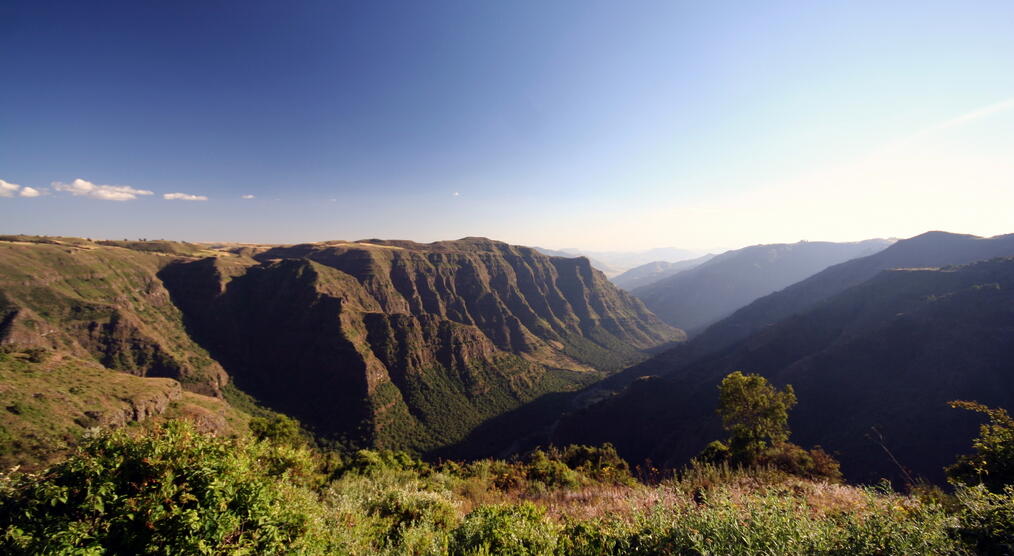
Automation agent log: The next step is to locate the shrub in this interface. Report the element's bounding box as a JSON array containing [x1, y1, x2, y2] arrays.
[[450, 502, 559, 555], [757, 442, 843, 483], [557, 443, 635, 485], [370, 489, 457, 532], [336, 449, 432, 478], [946, 401, 1014, 492], [525, 449, 582, 491], [248, 413, 305, 446], [0, 421, 335, 554], [955, 484, 1014, 555]]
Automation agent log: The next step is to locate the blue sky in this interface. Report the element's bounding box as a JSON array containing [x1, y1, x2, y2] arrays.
[[2, 0, 1013, 250]]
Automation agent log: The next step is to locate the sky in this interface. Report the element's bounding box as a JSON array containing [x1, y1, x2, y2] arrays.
[[2, 0, 1013, 251]]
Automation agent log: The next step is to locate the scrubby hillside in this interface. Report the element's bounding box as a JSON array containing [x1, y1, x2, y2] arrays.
[[0, 346, 247, 471], [0, 238, 229, 395]]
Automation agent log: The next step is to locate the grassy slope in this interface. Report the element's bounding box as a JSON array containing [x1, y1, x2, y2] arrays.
[[0, 348, 248, 472]]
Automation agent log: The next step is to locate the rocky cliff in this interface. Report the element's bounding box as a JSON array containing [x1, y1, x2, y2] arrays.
[[159, 238, 682, 449]]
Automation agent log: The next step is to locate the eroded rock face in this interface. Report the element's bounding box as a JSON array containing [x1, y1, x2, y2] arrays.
[[160, 238, 683, 450]]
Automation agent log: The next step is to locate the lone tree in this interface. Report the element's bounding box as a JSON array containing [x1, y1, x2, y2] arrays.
[[717, 371, 797, 463], [700, 371, 840, 481]]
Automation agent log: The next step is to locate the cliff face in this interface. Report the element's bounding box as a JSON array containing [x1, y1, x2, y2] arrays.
[[154, 238, 683, 450]]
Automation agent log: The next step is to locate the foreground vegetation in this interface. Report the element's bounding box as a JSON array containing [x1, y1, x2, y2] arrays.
[[1, 416, 1012, 555]]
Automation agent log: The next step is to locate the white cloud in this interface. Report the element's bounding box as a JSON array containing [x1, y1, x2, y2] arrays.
[[452, 191, 460, 197], [163, 192, 208, 201], [19, 186, 42, 198], [241, 194, 255, 199], [0, 179, 21, 198], [53, 178, 154, 201]]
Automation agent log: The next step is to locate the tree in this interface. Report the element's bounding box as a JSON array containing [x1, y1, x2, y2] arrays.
[[717, 371, 797, 463], [947, 400, 1014, 492]]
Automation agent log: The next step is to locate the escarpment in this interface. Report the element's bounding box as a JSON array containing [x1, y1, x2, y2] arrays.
[[0, 236, 681, 452], [147, 237, 683, 450], [157, 239, 682, 449]]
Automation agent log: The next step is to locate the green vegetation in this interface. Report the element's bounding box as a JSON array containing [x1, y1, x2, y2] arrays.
[[701, 371, 842, 482], [946, 401, 1014, 493], [717, 371, 797, 461], [4, 421, 1012, 555], [0, 346, 246, 471]]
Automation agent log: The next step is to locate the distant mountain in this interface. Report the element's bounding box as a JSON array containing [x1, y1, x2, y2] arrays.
[[534, 246, 708, 278], [0, 236, 682, 458], [610, 254, 715, 291], [533, 247, 621, 277], [632, 239, 893, 334], [693, 231, 1014, 355], [553, 255, 1014, 484]]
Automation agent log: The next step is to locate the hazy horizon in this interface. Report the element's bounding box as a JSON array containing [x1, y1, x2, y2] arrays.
[[2, 1, 1013, 251]]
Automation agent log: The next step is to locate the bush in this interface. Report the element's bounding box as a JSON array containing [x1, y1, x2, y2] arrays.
[[248, 413, 305, 446], [451, 502, 559, 555], [524, 449, 582, 491], [336, 448, 432, 478], [557, 443, 635, 485], [370, 489, 457, 532], [955, 484, 1014, 555], [757, 442, 843, 483], [947, 401, 1014, 492], [0, 422, 335, 554]]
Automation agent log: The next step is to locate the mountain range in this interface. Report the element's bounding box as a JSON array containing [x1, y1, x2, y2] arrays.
[[0, 235, 680, 467], [542, 231, 1014, 484], [3, 230, 1014, 487], [609, 254, 715, 291], [534, 246, 707, 277], [631, 239, 893, 334]]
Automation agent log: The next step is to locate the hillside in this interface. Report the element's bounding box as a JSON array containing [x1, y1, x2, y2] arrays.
[[553, 256, 1014, 484], [693, 231, 1014, 355], [0, 237, 229, 396], [632, 239, 892, 334], [0, 236, 681, 458], [610, 253, 715, 291], [0, 346, 246, 471]]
